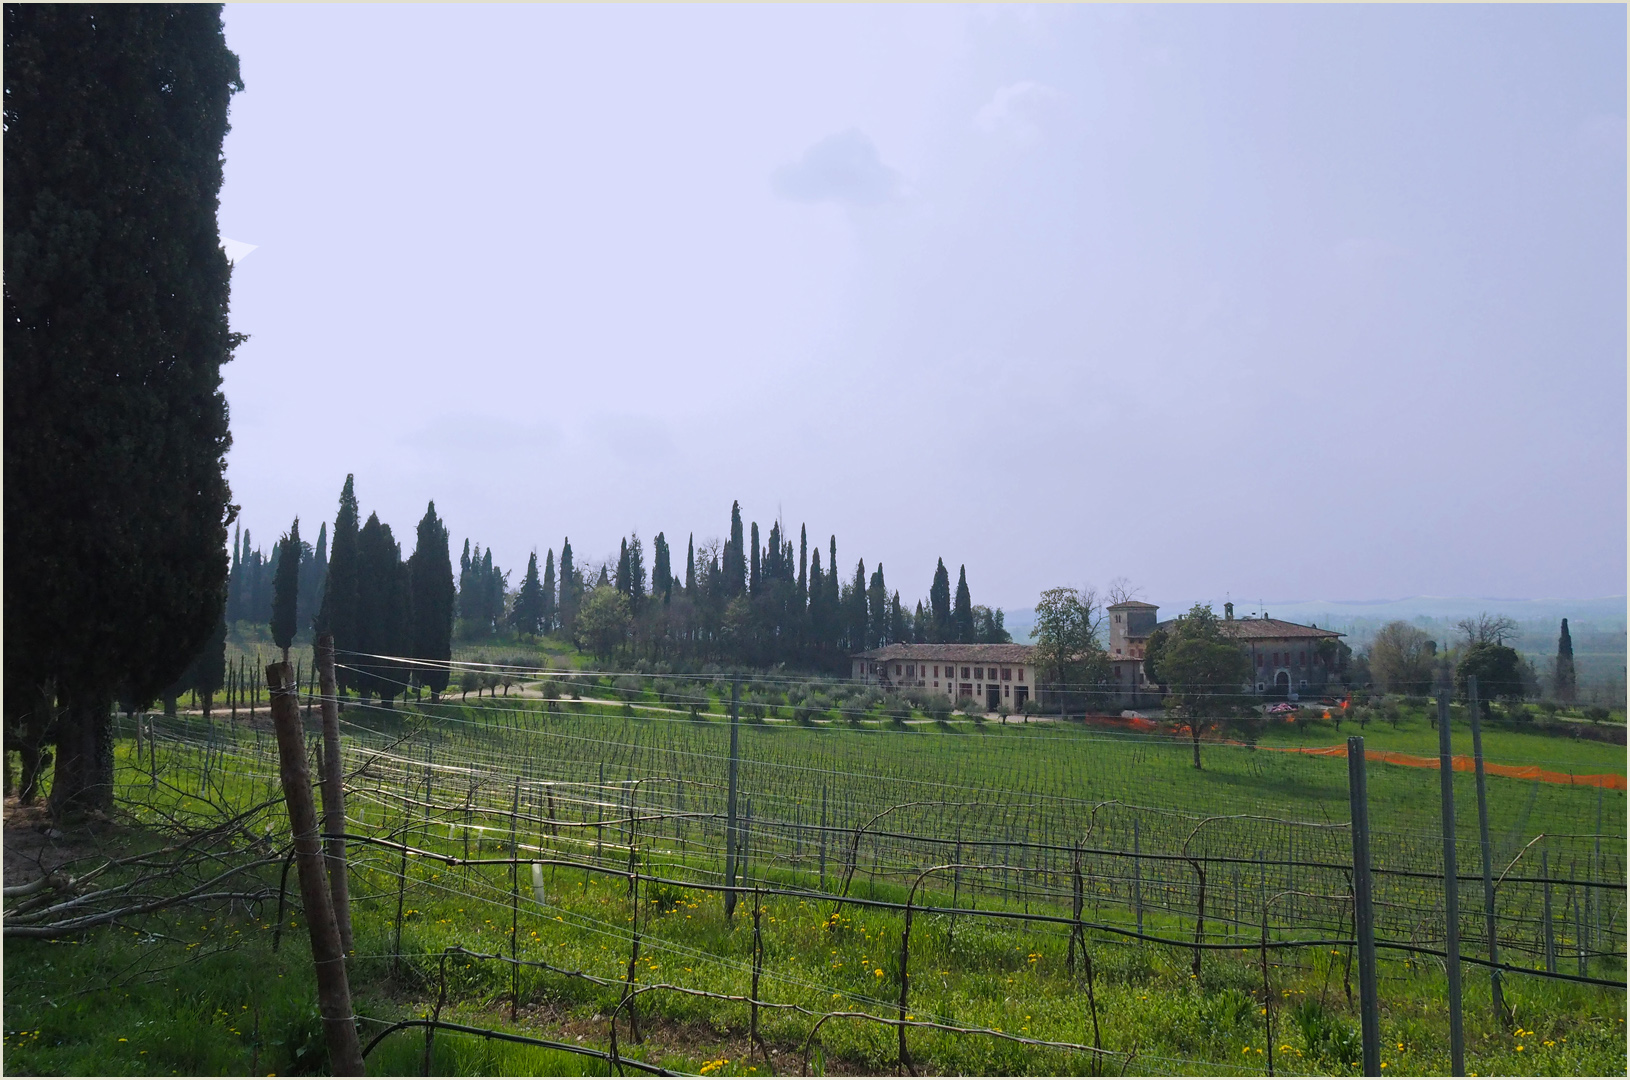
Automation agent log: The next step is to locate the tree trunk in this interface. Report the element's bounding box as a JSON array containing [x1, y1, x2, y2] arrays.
[[1191, 726, 1203, 770], [49, 692, 114, 818]]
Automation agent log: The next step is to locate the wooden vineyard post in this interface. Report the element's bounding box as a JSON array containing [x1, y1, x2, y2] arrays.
[[1347, 737, 1380, 1076], [1436, 693, 1465, 1076], [509, 778, 521, 1023], [818, 783, 828, 891], [316, 635, 353, 956], [266, 661, 364, 1076], [1133, 817, 1143, 937], [725, 678, 741, 920], [1541, 850, 1557, 973], [1465, 678, 1505, 1024]]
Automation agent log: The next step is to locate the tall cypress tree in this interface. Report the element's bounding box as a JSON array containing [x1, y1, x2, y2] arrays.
[[867, 564, 888, 648], [318, 475, 362, 691], [652, 532, 671, 602], [627, 534, 646, 610], [930, 559, 952, 642], [685, 534, 696, 594], [270, 517, 301, 659], [354, 512, 410, 702], [559, 538, 577, 632], [193, 611, 227, 719], [1553, 618, 1577, 704], [848, 559, 869, 652], [798, 525, 809, 609], [616, 538, 630, 597], [513, 551, 545, 637], [408, 501, 454, 700], [953, 565, 974, 643], [890, 590, 906, 647], [750, 522, 761, 595], [726, 501, 746, 596], [542, 548, 557, 631]]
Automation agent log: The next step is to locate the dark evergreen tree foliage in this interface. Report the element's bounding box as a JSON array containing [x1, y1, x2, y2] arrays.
[[354, 513, 411, 703], [685, 534, 696, 594], [749, 521, 761, 595], [559, 538, 578, 634], [541, 549, 557, 632], [318, 475, 362, 689], [929, 559, 952, 642], [4, 5, 243, 813], [953, 565, 975, 642], [513, 551, 546, 637], [652, 532, 672, 603], [270, 517, 302, 656], [408, 501, 454, 699], [1553, 618, 1577, 703], [725, 502, 746, 596], [867, 563, 888, 648]]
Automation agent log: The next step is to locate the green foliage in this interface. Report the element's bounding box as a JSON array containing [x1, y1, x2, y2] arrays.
[[1031, 587, 1109, 714], [5, 4, 243, 813], [1146, 604, 1257, 768], [270, 518, 302, 654], [408, 501, 455, 697], [1457, 641, 1525, 704], [577, 586, 632, 661]]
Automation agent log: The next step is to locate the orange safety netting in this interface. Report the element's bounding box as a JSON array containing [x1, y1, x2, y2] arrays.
[[1266, 743, 1628, 790]]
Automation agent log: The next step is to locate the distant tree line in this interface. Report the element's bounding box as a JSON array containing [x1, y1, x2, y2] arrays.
[[494, 501, 1009, 670]]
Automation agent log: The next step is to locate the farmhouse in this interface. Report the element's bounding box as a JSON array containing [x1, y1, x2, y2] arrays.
[[1109, 600, 1344, 699], [851, 643, 1037, 712]]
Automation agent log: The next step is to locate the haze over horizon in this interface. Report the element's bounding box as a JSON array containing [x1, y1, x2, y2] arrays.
[[215, 5, 1626, 613]]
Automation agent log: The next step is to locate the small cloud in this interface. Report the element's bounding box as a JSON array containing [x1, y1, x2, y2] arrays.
[[771, 129, 899, 205], [221, 237, 258, 264], [973, 81, 1062, 143]]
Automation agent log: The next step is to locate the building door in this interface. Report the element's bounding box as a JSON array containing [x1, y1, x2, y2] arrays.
[[1274, 670, 1290, 698], [987, 685, 1001, 711], [1014, 686, 1029, 710]]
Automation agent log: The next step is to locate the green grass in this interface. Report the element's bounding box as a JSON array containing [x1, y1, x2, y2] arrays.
[[7, 679, 1624, 1076]]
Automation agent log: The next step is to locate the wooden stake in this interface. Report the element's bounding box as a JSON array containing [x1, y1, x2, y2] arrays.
[[266, 661, 363, 1076]]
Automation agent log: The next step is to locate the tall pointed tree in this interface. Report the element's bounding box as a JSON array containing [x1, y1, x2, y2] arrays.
[[652, 532, 671, 603], [726, 501, 746, 596], [749, 521, 762, 595], [1553, 618, 1577, 703], [270, 517, 301, 660], [685, 534, 696, 594], [513, 551, 545, 638], [541, 548, 557, 631], [559, 538, 578, 633], [318, 474, 362, 692], [953, 565, 974, 643], [798, 525, 809, 608], [868, 563, 889, 648], [930, 559, 952, 642], [408, 501, 454, 700]]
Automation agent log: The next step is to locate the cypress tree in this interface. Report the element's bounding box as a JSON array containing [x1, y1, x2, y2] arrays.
[[542, 548, 557, 631], [1554, 618, 1577, 704], [890, 591, 906, 647], [868, 564, 888, 648], [297, 520, 325, 629], [652, 532, 671, 603], [848, 559, 869, 652], [318, 475, 362, 691], [798, 525, 809, 608], [5, 0, 248, 816], [513, 551, 545, 637], [354, 512, 411, 702], [627, 534, 646, 609], [726, 501, 746, 596], [270, 517, 301, 658], [616, 538, 630, 596], [408, 501, 454, 700], [930, 558, 952, 642], [458, 538, 472, 617], [559, 538, 577, 631], [913, 600, 927, 644], [750, 521, 761, 595], [193, 611, 227, 719], [685, 534, 696, 594], [953, 564, 974, 643]]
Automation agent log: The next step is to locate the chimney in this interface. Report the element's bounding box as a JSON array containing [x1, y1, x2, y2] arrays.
[[1225, 602, 1234, 621]]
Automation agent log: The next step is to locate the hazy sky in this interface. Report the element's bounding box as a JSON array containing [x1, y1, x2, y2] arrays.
[[217, 4, 1626, 612]]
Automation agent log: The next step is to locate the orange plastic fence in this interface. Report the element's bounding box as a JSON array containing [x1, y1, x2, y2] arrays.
[[1267, 743, 1628, 791]]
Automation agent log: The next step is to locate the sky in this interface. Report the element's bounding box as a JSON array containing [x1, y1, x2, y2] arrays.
[[216, 4, 1626, 613]]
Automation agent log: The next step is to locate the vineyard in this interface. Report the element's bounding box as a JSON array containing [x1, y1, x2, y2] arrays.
[[4, 659, 1625, 1076]]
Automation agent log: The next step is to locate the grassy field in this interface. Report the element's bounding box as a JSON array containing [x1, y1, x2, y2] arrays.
[[10, 655, 1625, 1076]]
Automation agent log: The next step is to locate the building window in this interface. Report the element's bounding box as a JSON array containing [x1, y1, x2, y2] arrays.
[[906, 664, 914, 677], [1000, 667, 1011, 680], [974, 667, 983, 680], [1004, 685, 1010, 696], [962, 667, 971, 679], [1017, 667, 1023, 681]]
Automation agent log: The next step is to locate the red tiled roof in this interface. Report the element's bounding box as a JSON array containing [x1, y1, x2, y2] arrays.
[[852, 643, 1037, 663], [1153, 616, 1342, 641]]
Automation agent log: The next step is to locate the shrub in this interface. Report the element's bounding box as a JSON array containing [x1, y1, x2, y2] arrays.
[[1506, 703, 1533, 723], [541, 680, 561, 700], [1585, 705, 1610, 723], [1537, 700, 1561, 717], [955, 696, 981, 715], [613, 674, 644, 698]]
